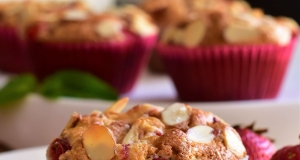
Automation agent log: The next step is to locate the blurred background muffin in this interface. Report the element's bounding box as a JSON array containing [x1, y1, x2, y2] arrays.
[[27, 4, 158, 94], [144, 0, 298, 101], [0, 0, 86, 73], [0, 0, 31, 73]]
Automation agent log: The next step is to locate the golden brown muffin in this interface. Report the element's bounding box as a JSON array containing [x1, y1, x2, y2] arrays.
[[47, 98, 248, 160]]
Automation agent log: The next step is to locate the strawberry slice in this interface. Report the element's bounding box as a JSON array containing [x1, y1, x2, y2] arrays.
[[234, 122, 276, 160]]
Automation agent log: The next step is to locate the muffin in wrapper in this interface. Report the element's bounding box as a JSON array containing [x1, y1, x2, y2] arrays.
[[29, 33, 156, 94], [27, 5, 158, 94], [0, 26, 31, 73], [157, 36, 297, 101], [0, 0, 89, 73], [152, 0, 299, 101], [0, 2, 31, 73]]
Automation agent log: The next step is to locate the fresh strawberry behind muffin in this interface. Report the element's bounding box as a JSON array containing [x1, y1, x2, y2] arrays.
[[47, 98, 248, 160], [153, 0, 298, 101], [27, 5, 158, 94], [234, 123, 276, 160], [271, 137, 300, 160]]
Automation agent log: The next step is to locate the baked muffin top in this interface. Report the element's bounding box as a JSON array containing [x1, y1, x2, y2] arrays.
[[0, 0, 86, 40], [0, 0, 82, 26], [30, 4, 158, 42], [47, 98, 247, 160], [141, 0, 298, 47]]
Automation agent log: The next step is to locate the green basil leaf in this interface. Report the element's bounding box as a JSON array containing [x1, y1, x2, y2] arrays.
[[0, 74, 36, 108], [40, 70, 118, 100]]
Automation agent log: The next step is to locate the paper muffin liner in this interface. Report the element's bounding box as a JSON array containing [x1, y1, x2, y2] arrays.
[[0, 26, 32, 73], [28, 33, 157, 94], [157, 37, 297, 101]]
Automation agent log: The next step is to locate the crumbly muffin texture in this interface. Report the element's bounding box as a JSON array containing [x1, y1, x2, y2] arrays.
[[141, 0, 298, 47], [47, 98, 248, 160]]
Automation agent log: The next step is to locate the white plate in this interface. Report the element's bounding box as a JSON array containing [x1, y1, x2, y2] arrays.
[[0, 146, 46, 160]]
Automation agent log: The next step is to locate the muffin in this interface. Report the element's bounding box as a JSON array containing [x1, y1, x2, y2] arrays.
[[143, 0, 298, 101], [0, 0, 84, 73], [27, 4, 158, 94], [46, 98, 248, 160], [0, 0, 31, 73]]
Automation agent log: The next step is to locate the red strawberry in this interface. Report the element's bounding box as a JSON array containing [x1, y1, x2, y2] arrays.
[[271, 136, 300, 160], [234, 122, 276, 160]]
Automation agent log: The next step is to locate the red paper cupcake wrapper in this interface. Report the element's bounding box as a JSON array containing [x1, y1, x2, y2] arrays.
[[0, 26, 32, 73], [157, 37, 297, 101], [28, 34, 157, 94]]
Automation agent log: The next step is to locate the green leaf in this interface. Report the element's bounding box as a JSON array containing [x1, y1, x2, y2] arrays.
[[39, 70, 118, 100], [0, 74, 36, 108]]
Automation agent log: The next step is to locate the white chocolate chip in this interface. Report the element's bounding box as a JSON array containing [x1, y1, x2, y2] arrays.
[[162, 103, 190, 126], [186, 125, 215, 143], [240, 155, 249, 160], [224, 127, 246, 158], [63, 9, 87, 21], [272, 25, 292, 45], [95, 19, 123, 38], [262, 21, 292, 46], [131, 15, 158, 37], [224, 23, 260, 44]]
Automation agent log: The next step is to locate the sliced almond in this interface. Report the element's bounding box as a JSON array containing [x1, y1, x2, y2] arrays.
[[89, 110, 103, 116], [162, 103, 191, 126], [122, 117, 165, 144], [63, 9, 87, 21], [105, 97, 129, 113], [64, 112, 81, 129], [186, 125, 215, 143], [83, 124, 116, 160], [122, 124, 138, 144], [116, 104, 157, 123], [95, 19, 124, 38], [142, 103, 164, 111], [161, 27, 176, 44], [224, 23, 260, 44], [224, 127, 246, 158], [182, 20, 206, 47], [171, 28, 184, 44]]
